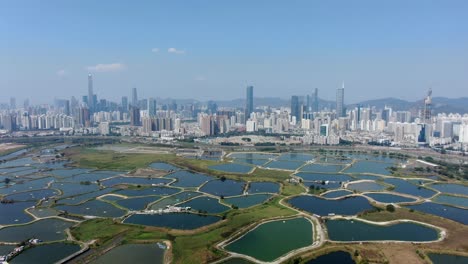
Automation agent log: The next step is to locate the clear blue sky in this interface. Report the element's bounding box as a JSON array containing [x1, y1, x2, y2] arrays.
[[2, 0, 468, 104]]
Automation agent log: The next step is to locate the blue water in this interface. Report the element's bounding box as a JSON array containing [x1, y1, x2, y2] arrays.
[[300, 164, 345, 173], [278, 153, 314, 161], [51, 182, 100, 198], [200, 179, 245, 197], [295, 172, 353, 182], [428, 253, 468, 264], [265, 160, 304, 170], [406, 202, 468, 224], [233, 158, 268, 166], [305, 251, 355, 264], [115, 186, 179, 197], [322, 190, 353, 198], [364, 193, 416, 203], [166, 170, 213, 187], [178, 196, 230, 213], [347, 181, 387, 192], [55, 199, 127, 217], [344, 161, 392, 175], [57, 188, 116, 205], [5, 189, 59, 201], [288, 195, 374, 216], [116, 196, 161, 211], [247, 182, 279, 194], [326, 219, 439, 241], [384, 178, 436, 198], [224, 194, 272, 208], [9, 242, 81, 264], [101, 176, 172, 187], [229, 153, 278, 160], [0, 201, 35, 225], [433, 194, 468, 208], [429, 183, 468, 196], [124, 213, 221, 229]]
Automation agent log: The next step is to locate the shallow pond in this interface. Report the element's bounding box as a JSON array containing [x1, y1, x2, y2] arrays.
[[149, 191, 202, 210], [57, 188, 116, 205], [296, 172, 353, 182], [326, 219, 439, 242], [265, 160, 304, 171], [124, 213, 221, 229], [225, 217, 313, 262], [344, 161, 392, 175], [115, 186, 179, 197], [55, 199, 127, 217], [229, 153, 278, 160], [0, 201, 35, 225], [321, 190, 354, 198], [288, 195, 374, 216], [51, 182, 100, 198], [223, 194, 272, 208], [5, 189, 59, 201], [9, 242, 80, 264], [383, 178, 436, 198], [305, 251, 355, 264], [0, 218, 74, 242], [300, 164, 345, 173], [247, 182, 279, 194], [406, 202, 468, 224], [346, 181, 387, 192], [432, 194, 468, 208], [277, 153, 314, 162], [92, 243, 165, 264], [233, 158, 268, 166], [178, 196, 230, 213], [200, 179, 245, 197], [149, 162, 180, 171], [116, 196, 161, 211], [101, 176, 172, 187], [166, 170, 213, 188], [428, 253, 468, 264], [364, 193, 416, 203], [429, 183, 468, 196]]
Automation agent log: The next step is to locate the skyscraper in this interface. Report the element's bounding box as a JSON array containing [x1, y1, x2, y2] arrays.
[[291, 96, 301, 122], [10, 97, 16, 110], [121, 96, 128, 112], [245, 86, 254, 121], [132, 87, 138, 107], [313, 88, 319, 112], [336, 83, 345, 118], [87, 74, 94, 111], [148, 98, 157, 116]]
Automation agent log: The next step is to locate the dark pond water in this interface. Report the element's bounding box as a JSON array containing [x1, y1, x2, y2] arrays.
[[364, 193, 416, 203], [406, 202, 468, 224], [288, 195, 374, 216], [5, 189, 59, 201], [428, 253, 468, 264], [115, 196, 161, 211], [321, 190, 353, 198], [247, 182, 279, 194], [295, 172, 353, 182], [124, 213, 221, 229], [55, 199, 127, 217], [432, 194, 468, 208], [305, 251, 355, 264], [0, 201, 35, 225], [300, 164, 345, 173], [0, 218, 74, 242], [429, 183, 468, 196], [166, 170, 213, 187], [101, 176, 172, 187], [9, 242, 80, 264], [209, 163, 253, 174], [178, 196, 230, 213], [92, 243, 165, 264], [383, 178, 436, 198], [265, 160, 304, 171], [326, 219, 439, 241], [223, 194, 272, 208], [200, 179, 245, 197], [115, 186, 179, 197]]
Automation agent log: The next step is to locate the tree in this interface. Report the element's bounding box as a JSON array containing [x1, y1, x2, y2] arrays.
[[386, 204, 395, 212]]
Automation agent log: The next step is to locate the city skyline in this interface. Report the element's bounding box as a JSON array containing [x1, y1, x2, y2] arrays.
[[2, 1, 468, 103]]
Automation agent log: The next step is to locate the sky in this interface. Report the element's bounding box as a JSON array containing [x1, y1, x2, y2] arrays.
[[2, 0, 468, 104]]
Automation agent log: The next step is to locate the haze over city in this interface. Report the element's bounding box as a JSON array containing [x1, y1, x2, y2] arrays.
[[2, 0, 468, 103]]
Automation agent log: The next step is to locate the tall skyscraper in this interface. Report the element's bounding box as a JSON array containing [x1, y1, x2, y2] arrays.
[[336, 82, 345, 118], [121, 96, 128, 112], [132, 87, 138, 107], [148, 98, 157, 116], [130, 106, 141, 126], [87, 74, 94, 111], [313, 88, 319, 112], [291, 96, 301, 122], [10, 97, 16, 110], [245, 86, 254, 121]]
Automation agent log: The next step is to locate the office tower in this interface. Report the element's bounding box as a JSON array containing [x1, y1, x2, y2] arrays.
[[291, 96, 301, 122], [132, 88, 138, 107], [139, 99, 148, 111], [121, 96, 128, 112], [64, 100, 71, 116], [23, 99, 30, 109], [130, 106, 141, 126], [148, 98, 157, 116], [306, 95, 311, 111], [313, 88, 319, 112], [10, 97, 16, 110], [207, 100, 218, 114], [87, 74, 94, 111], [336, 83, 345, 118], [245, 86, 254, 121], [422, 88, 432, 123]]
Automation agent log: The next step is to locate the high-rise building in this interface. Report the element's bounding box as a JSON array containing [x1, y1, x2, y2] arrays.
[[130, 106, 141, 126], [245, 86, 254, 122], [148, 98, 157, 116], [121, 96, 128, 112], [131, 87, 138, 107], [87, 74, 94, 111], [336, 83, 345, 118], [312, 88, 319, 112], [291, 96, 301, 122], [10, 97, 16, 110]]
